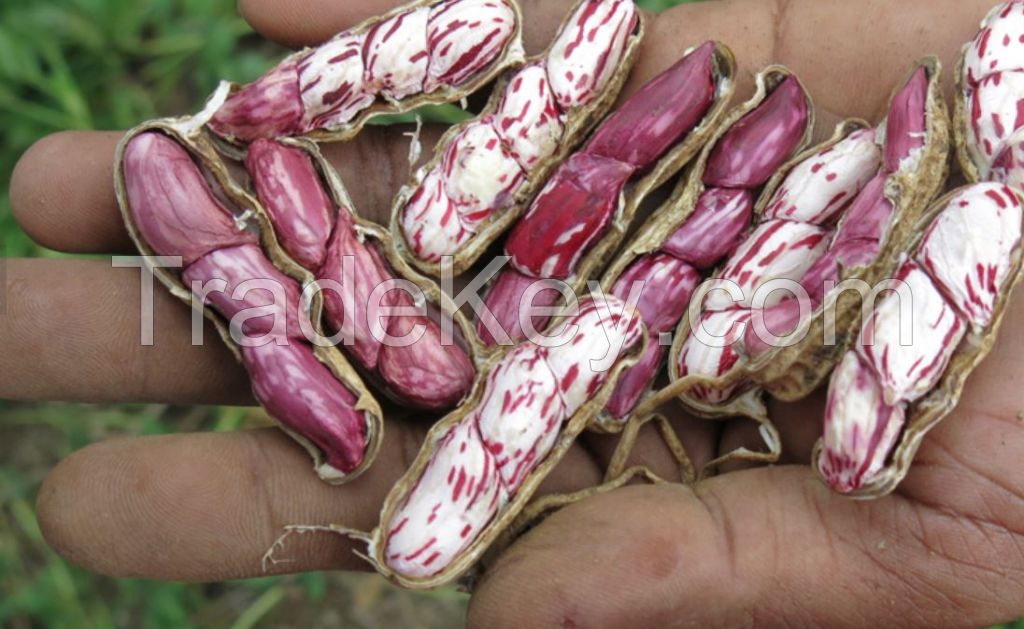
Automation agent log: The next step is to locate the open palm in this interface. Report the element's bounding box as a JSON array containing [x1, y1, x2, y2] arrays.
[[4, 0, 1023, 626]]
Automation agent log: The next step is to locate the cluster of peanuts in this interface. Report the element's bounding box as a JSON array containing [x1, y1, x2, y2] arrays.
[[116, 0, 1024, 588]]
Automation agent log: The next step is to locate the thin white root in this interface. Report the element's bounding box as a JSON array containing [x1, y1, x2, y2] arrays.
[[697, 416, 782, 479], [260, 524, 370, 573], [404, 115, 424, 169]]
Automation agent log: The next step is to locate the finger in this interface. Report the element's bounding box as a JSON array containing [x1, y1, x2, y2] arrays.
[[714, 419, 771, 474], [36, 424, 602, 581], [765, 0, 990, 121], [319, 125, 445, 225], [0, 258, 250, 405], [10, 131, 130, 254], [468, 466, 1024, 628], [10, 126, 442, 254], [238, 0, 577, 53]]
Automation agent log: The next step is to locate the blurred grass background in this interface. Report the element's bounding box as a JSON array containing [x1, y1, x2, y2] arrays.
[[1, 0, 1022, 627]]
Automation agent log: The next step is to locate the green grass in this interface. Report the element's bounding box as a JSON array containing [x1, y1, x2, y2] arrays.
[[1, 0, 1022, 627], [0, 0, 275, 259]]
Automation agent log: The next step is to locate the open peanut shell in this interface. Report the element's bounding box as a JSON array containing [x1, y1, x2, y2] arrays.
[[389, 0, 646, 277], [469, 41, 738, 363], [208, 0, 526, 146], [812, 184, 1024, 499], [752, 59, 950, 400], [594, 66, 815, 447], [114, 117, 384, 484], [629, 59, 948, 432], [231, 137, 488, 402], [355, 303, 649, 589]]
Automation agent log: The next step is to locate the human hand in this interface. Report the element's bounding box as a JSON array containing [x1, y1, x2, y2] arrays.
[[5, 0, 1023, 626]]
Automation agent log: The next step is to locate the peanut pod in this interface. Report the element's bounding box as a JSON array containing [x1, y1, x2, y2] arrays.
[[620, 59, 947, 459], [209, 0, 525, 143], [661, 122, 882, 425], [594, 66, 814, 437], [814, 183, 1024, 498], [742, 59, 950, 401], [390, 0, 645, 276], [114, 121, 383, 484], [955, 1, 1024, 186], [478, 41, 738, 348], [359, 295, 645, 588], [243, 138, 478, 410]]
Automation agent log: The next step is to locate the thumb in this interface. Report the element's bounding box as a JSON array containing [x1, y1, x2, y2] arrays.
[[467, 467, 1024, 628]]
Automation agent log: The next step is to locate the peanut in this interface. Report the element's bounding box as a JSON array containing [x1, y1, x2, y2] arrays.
[[382, 415, 508, 579], [594, 68, 811, 426], [122, 132, 258, 265], [676, 309, 752, 405], [423, 0, 518, 91], [244, 341, 370, 476], [209, 0, 523, 142], [583, 41, 720, 169], [368, 296, 643, 587], [701, 76, 811, 188], [661, 60, 948, 427], [963, 2, 1024, 87], [963, 72, 1024, 172], [604, 340, 664, 420], [438, 117, 527, 232], [605, 255, 700, 417], [317, 208, 404, 371], [118, 129, 382, 482], [884, 67, 929, 173], [245, 139, 476, 411], [957, 1, 1024, 184], [817, 352, 906, 495], [762, 128, 881, 225], [829, 172, 893, 243], [703, 219, 830, 311], [393, 0, 644, 274], [660, 188, 754, 268], [504, 153, 636, 279], [182, 244, 307, 338], [298, 34, 376, 133], [363, 8, 431, 100], [817, 183, 1024, 496], [611, 255, 702, 338], [545, 0, 636, 108], [246, 138, 335, 270], [858, 261, 966, 405], [794, 237, 879, 306], [917, 183, 1023, 329], [475, 271, 563, 347], [377, 290, 477, 410], [990, 129, 1024, 189], [480, 41, 734, 347], [493, 62, 565, 170]]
